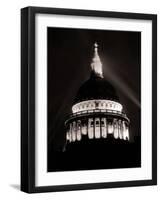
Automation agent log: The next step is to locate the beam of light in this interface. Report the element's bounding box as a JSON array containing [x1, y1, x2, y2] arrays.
[[103, 59, 141, 108]]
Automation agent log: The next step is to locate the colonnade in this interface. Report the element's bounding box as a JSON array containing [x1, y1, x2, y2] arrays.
[[66, 117, 129, 142]]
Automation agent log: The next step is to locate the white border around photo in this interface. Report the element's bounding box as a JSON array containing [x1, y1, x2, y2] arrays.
[[35, 14, 152, 187]]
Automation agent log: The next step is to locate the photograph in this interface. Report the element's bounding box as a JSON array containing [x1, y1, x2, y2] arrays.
[[47, 27, 141, 172], [21, 6, 157, 193]]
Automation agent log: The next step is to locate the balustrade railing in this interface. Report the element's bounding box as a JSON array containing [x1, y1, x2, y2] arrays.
[[67, 109, 128, 120]]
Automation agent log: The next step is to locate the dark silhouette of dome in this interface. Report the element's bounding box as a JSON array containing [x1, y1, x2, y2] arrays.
[[74, 71, 120, 104]]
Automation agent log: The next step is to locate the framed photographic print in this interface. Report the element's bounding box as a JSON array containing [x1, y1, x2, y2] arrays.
[[21, 6, 157, 193]]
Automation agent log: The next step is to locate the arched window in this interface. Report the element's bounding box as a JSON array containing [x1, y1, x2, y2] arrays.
[[101, 120, 105, 126], [95, 120, 100, 126]]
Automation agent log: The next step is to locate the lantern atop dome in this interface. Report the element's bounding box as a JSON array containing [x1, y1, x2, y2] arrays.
[[91, 42, 103, 78]]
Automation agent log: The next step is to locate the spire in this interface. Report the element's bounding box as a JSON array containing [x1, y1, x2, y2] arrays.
[[91, 42, 103, 78]]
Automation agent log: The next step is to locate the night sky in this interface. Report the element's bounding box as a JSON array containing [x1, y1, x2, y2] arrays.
[[47, 27, 141, 152]]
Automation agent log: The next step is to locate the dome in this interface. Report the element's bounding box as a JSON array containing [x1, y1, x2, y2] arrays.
[[74, 72, 120, 104], [64, 43, 130, 148]]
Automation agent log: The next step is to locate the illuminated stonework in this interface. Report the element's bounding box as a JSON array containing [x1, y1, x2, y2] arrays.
[[72, 99, 123, 113], [65, 43, 130, 144]]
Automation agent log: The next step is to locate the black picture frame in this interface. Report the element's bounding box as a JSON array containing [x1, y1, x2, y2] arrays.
[[21, 6, 157, 193]]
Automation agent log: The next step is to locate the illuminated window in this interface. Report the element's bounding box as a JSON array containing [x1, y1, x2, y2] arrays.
[[91, 121, 94, 126], [95, 120, 100, 126], [101, 121, 105, 126]]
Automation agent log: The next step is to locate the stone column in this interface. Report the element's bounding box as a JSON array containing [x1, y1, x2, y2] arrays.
[[114, 119, 119, 139], [120, 121, 124, 139], [88, 118, 94, 139], [101, 117, 107, 138], [118, 120, 122, 139], [95, 117, 101, 138], [108, 121, 114, 135], [66, 130, 69, 142], [81, 119, 87, 135], [122, 121, 126, 140], [72, 121, 76, 142], [77, 120, 81, 141]]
